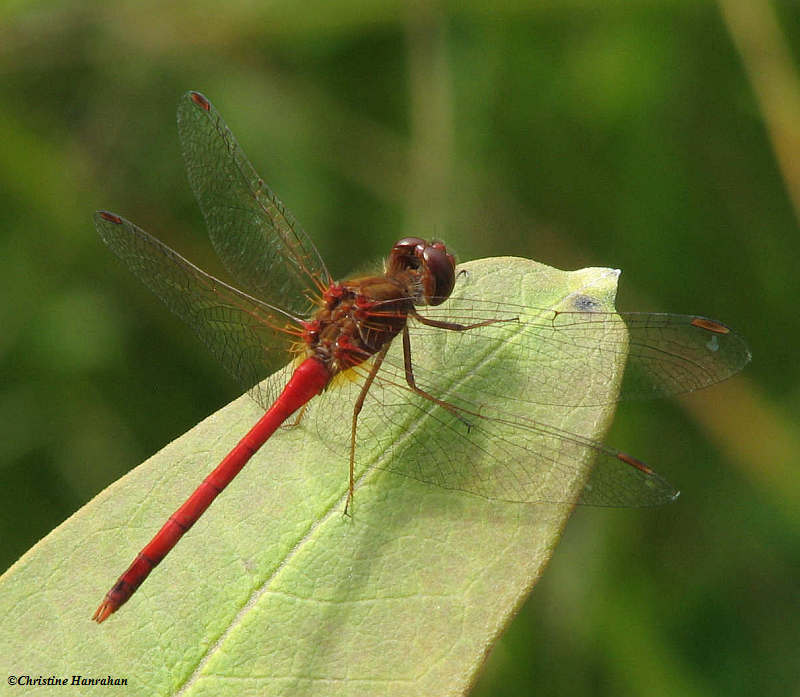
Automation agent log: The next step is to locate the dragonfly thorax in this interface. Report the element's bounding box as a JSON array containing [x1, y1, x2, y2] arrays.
[[301, 238, 456, 376], [302, 278, 411, 374]]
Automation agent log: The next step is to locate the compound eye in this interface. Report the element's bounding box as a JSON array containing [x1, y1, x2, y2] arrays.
[[391, 237, 427, 263], [393, 237, 427, 253], [422, 244, 456, 305], [388, 237, 427, 275]]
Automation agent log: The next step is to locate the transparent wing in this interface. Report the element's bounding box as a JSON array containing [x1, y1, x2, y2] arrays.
[[177, 91, 330, 314], [95, 211, 300, 410], [309, 332, 678, 508], [404, 295, 750, 406]]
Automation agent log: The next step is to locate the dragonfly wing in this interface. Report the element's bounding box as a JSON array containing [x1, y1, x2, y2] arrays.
[[409, 295, 750, 406], [615, 312, 751, 399], [308, 358, 677, 507], [95, 211, 298, 410], [177, 91, 330, 314]]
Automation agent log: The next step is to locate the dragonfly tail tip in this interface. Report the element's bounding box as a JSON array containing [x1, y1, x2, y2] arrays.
[[91, 601, 114, 624]]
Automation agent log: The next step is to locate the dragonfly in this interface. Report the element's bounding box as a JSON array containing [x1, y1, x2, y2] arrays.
[[92, 91, 750, 623]]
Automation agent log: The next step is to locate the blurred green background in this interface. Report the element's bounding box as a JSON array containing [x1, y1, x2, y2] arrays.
[[1, 1, 798, 695]]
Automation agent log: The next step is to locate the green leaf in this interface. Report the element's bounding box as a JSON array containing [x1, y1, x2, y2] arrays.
[[0, 257, 623, 697]]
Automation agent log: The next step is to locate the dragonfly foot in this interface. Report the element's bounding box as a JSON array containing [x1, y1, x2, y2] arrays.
[[343, 493, 354, 517], [454, 411, 473, 432]]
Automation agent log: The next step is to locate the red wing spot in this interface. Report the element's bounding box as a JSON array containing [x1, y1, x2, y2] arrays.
[[691, 317, 730, 334], [617, 451, 654, 475], [98, 211, 122, 224], [190, 91, 211, 111]]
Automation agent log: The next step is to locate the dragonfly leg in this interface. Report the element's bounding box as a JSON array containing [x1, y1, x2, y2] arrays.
[[410, 307, 518, 332], [401, 327, 472, 430], [284, 402, 309, 428], [345, 344, 390, 515]]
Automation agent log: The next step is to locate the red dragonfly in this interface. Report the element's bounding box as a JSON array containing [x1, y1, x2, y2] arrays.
[[92, 91, 750, 623]]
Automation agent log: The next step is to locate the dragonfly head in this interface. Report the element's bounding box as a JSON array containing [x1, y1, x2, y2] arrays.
[[388, 237, 456, 306]]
